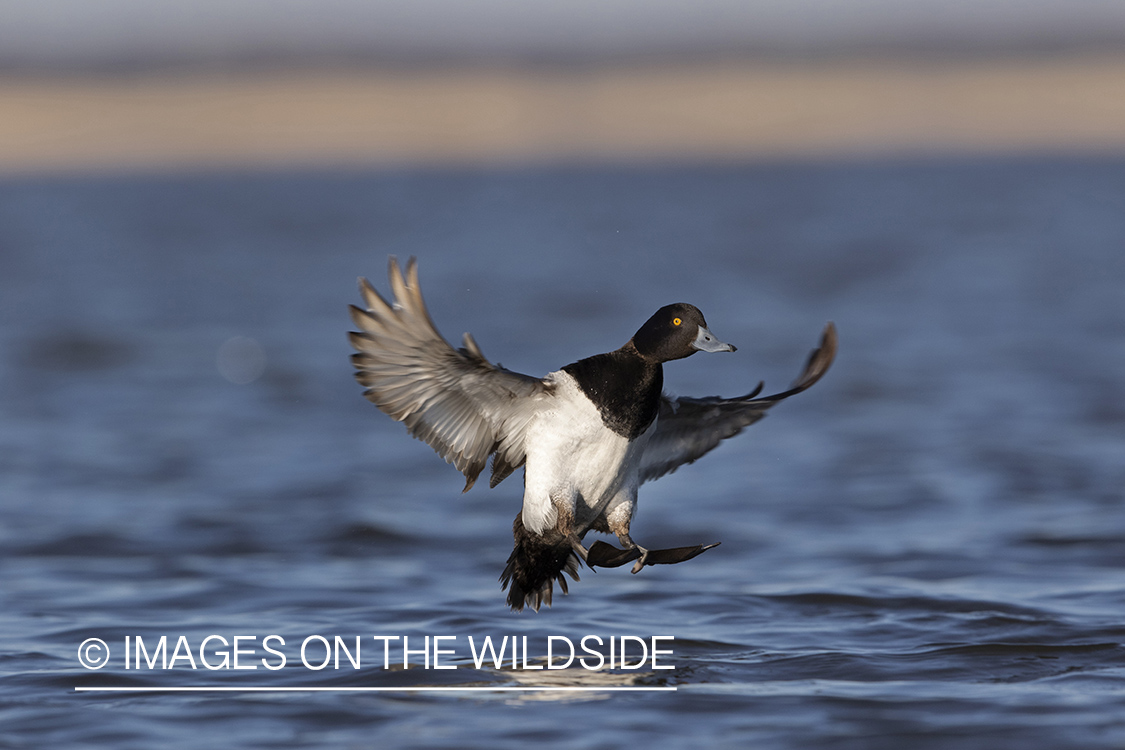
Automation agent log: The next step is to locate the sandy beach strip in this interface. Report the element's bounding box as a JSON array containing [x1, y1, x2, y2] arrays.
[[3, 55, 1125, 174]]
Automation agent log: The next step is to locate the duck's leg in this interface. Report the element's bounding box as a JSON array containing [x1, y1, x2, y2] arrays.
[[603, 505, 719, 574], [613, 531, 720, 574], [585, 501, 645, 569], [605, 505, 654, 573], [555, 503, 592, 565], [567, 533, 590, 564], [615, 530, 652, 574]]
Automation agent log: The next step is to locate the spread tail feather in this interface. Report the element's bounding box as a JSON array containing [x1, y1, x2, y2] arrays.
[[500, 514, 581, 612]]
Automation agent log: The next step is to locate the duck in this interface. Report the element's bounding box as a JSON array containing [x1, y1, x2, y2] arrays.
[[348, 258, 836, 611]]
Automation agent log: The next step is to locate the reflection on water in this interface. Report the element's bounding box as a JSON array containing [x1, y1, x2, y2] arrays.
[[2, 159, 1124, 749]]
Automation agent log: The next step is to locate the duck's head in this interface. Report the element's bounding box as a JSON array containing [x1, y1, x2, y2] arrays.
[[631, 303, 736, 363]]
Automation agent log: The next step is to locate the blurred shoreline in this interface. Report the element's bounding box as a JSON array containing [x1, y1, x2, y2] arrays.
[[4, 54, 1125, 175]]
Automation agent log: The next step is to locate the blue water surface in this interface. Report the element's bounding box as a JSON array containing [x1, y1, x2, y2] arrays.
[[1, 160, 1124, 749]]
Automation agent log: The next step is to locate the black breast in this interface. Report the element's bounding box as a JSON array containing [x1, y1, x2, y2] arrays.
[[562, 350, 663, 439]]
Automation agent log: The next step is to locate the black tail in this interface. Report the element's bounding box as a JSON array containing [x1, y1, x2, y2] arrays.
[[500, 513, 581, 612]]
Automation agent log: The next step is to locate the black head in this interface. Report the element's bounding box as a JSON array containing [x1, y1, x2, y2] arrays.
[[630, 303, 736, 363]]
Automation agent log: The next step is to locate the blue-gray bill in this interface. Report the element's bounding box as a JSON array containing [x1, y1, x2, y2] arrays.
[[691, 324, 736, 353]]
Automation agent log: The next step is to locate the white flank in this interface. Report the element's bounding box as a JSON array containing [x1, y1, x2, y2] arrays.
[[520, 371, 652, 536]]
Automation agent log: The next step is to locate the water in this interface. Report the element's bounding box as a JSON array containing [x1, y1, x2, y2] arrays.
[[2, 160, 1124, 748]]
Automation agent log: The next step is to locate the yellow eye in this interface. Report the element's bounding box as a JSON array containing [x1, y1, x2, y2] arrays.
[[672, 317, 682, 326]]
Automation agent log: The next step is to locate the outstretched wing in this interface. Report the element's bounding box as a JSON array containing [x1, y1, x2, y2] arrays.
[[639, 322, 837, 483], [348, 257, 548, 491]]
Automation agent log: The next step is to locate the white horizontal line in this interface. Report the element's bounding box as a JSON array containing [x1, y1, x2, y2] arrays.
[[75, 686, 675, 693]]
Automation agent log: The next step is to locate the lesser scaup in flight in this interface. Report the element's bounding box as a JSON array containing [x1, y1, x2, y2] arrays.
[[349, 258, 836, 611]]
